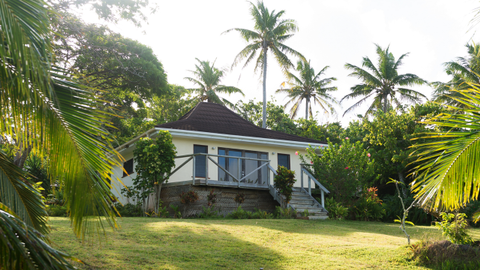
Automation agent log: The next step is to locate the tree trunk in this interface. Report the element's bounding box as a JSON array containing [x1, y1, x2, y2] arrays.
[[398, 171, 407, 198], [155, 182, 163, 217], [383, 92, 388, 113], [305, 98, 309, 120], [262, 43, 268, 129]]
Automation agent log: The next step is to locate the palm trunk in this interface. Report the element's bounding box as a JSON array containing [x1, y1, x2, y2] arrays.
[[262, 44, 268, 129], [383, 93, 388, 112], [305, 98, 309, 120]]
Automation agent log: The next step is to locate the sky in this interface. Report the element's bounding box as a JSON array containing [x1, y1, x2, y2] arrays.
[[79, 0, 480, 126]]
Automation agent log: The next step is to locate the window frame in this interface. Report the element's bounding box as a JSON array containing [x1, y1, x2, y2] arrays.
[[277, 153, 291, 170], [122, 158, 134, 177]]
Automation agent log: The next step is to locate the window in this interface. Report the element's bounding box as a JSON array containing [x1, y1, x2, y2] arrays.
[[278, 154, 290, 170], [218, 148, 268, 184], [194, 145, 208, 177], [123, 158, 134, 177]]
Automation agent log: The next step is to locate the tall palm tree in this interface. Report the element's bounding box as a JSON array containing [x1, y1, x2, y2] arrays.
[[224, 1, 304, 128], [341, 44, 428, 116], [1, 0, 119, 267], [185, 58, 244, 107], [276, 59, 337, 120], [410, 86, 480, 212], [433, 43, 480, 107]]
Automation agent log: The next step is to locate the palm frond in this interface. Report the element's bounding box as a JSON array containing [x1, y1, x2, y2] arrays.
[[410, 87, 480, 211], [0, 151, 48, 234], [0, 209, 79, 269]]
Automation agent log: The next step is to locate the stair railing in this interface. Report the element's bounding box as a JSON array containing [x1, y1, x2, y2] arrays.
[[300, 164, 330, 209]]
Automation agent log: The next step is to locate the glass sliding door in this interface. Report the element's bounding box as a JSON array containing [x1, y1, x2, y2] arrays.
[[218, 148, 268, 185]]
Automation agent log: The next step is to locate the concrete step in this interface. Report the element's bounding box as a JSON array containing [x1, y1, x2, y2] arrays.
[[308, 215, 328, 220], [294, 208, 327, 214], [289, 199, 316, 205]]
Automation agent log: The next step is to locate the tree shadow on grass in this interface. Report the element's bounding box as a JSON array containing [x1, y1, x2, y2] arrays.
[[50, 218, 285, 270], [183, 218, 440, 240]]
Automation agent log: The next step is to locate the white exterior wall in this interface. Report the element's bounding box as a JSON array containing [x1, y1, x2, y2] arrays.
[[111, 129, 324, 204]]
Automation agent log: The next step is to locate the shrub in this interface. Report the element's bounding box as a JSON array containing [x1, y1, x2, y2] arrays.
[[234, 192, 245, 206], [411, 239, 480, 269], [47, 205, 67, 217], [323, 197, 348, 220], [382, 193, 434, 225], [252, 208, 273, 219], [436, 212, 473, 245], [227, 206, 251, 219], [207, 189, 218, 207], [199, 206, 220, 218], [304, 138, 375, 206], [114, 203, 143, 217], [274, 206, 297, 219], [169, 204, 182, 219], [274, 166, 296, 205], [351, 187, 385, 221]]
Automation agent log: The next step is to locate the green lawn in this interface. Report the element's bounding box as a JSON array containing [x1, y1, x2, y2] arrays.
[[48, 218, 480, 269]]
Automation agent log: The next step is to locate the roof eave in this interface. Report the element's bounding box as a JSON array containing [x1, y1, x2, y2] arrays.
[[156, 127, 327, 149]]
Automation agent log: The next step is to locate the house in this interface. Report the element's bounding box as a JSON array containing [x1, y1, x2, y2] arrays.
[[111, 102, 329, 217]]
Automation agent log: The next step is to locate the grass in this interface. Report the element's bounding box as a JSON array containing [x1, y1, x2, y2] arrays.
[[48, 218, 480, 269]]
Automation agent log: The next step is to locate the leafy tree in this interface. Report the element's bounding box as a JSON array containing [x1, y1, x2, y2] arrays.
[[52, 14, 170, 146], [1, 0, 119, 267], [304, 139, 376, 205], [235, 99, 297, 134], [410, 87, 480, 212], [341, 44, 428, 116], [295, 119, 343, 144], [185, 58, 244, 107], [433, 43, 480, 107], [276, 59, 337, 120], [51, 0, 154, 27], [132, 131, 176, 214], [225, 1, 304, 128]]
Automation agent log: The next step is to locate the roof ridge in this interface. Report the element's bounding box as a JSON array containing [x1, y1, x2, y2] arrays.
[[178, 102, 201, 121]]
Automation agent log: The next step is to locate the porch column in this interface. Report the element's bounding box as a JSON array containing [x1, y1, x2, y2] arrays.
[[321, 190, 325, 209]]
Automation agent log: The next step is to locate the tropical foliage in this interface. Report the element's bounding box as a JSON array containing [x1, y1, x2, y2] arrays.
[[185, 58, 244, 107], [276, 60, 337, 120], [410, 87, 480, 211], [341, 44, 428, 116], [433, 43, 480, 107], [0, 0, 122, 267], [304, 138, 376, 205], [132, 131, 177, 214], [225, 0, 304, 127]]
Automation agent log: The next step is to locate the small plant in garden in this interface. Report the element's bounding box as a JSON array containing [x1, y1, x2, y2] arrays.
[[323, 197, 348, 220], [388, 178, 416, 245], [301, 209, 310, 217], [436, 212, 473, 245], [179, 190, 199, 217], [145, 200, 169, 218], [169, 204, 182, 219], [274, 206, 297, 219], [252, 208, 273, 219], [132, 131, 177, 215], [351, 187, 385, 221], [207, 189, 218, 207], [234, 192, 246, 207], [227, 206, 252, 219], [274, 166, 296, 206], [303, 138, 375, 206]]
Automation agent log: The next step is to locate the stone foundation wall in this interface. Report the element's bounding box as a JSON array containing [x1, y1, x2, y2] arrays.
[[160, 185, 279, 217]]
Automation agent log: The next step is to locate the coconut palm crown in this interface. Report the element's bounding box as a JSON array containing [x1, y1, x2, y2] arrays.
[[341, 44, 428, 116], [185, 58, 244, 108], [224, 1, 305, 128], [276, 59, 337, 120], [433, 43, 480, 107]]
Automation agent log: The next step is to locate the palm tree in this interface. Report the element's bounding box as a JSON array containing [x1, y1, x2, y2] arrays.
[[410, 86, 480, 212], [225, 1, 304, 128], [276, 59, 337, 120], [433, 43, 480, 107], [1, 0, 119, 267], [341, 44, 428, 116], [185, 58, 244, 107]]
